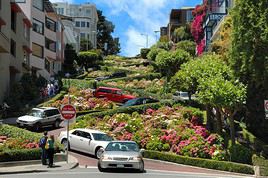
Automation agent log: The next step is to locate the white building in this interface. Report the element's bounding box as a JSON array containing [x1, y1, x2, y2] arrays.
[[53, 2, 98, 49]]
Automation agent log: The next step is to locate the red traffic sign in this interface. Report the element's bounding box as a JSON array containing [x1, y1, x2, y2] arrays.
[[265, 100, 268, 111], [61, 104, 76, 120]]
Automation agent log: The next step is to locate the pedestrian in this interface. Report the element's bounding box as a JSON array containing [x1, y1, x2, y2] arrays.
[[93, 79, 97, 89], [39, 131, 48, 165], [46, 135, 55, 168]]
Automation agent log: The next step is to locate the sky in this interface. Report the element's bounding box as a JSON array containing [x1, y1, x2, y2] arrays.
[[50, 0, 202, 57]]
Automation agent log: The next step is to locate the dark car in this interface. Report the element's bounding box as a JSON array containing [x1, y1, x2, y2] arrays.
[[95, 72, 126, 81], [122, 97, 159, 107]]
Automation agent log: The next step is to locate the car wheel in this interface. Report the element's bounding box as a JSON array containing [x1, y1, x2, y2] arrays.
[[62, 139, 70, 150], [139, 161, 144, 173], [98, 161, 105, 172], [54, 120, 61, 128], [95, 147, 104, 159]]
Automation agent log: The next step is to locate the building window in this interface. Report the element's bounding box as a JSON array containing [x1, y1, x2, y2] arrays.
[[186, 10, 193, 22], [10, 39, 16, 57], [33, 0, 43, 11], [45, 38, 56, 52], [32, 43, 43, 58], [11, 10, 16, 32], [23, 23, 30, 40], [45, 58, 50, 73], [86, 9, 91, 16], [80, 33, 85, 39], [45, 17, 56, 32], [57, 8, 64, 15], [87, 22, 90, 28], [23, 51, 30, 66], [81, 21, 85, 28], [33, 18, 44, 34], [75, 21, 80, 27]]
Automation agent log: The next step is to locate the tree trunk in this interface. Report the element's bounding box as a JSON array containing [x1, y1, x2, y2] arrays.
[[229, 115, 235, 145], [206, 105, 213, 132], [215, 107, 222, 135]]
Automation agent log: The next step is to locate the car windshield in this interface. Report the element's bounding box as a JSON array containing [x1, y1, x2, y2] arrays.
[[180, 92, 189, 97], [28, 109, 43, 118], [105, 142, 139, 152], [124, 99, 138, 106], [92, 133, 113, 141]]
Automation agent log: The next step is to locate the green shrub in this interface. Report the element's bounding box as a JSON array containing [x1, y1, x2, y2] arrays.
[[252, 154, 268, 176], [176, 40, 196, 56], [144, 150, 254, 175], [229, 144, 253, 164], [77, 100, 172, 121], [140, 48, 150, 59], [0, 149, 41, 162], [62, 79, 94, 89], [147, 47, 165, 61]]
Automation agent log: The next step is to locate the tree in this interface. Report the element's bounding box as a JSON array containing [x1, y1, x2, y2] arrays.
[[198, 76, 247, 145], [80, 39, 93, 51], [230, 0, 268, 142], [173, 24, 193, 42], [64, 44, 77, 74], [171, 54, 234, 134], [77, 50, 103, 71], [155, 49, 191, 81], [97, 10, 120, 55], [176, 40, 196, 56]]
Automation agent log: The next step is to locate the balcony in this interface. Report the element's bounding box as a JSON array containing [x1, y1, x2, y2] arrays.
[[203, 13, 226, 29], [0, 31, 9, 53]]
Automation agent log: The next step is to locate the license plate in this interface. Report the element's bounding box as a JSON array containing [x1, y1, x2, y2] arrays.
[[117, 164, 124, 168]]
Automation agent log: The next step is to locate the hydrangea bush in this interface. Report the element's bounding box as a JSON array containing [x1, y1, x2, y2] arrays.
[[75, 106, 227, 160]]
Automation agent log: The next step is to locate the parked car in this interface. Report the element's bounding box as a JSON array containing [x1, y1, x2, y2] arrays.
[[58, 128, 113, 158], [93, 87, 136, 103], [121, 97, 159, 107], [98, 141, 144, 172], [172, 91, 196, 102], [16, 107, 62, 131], [95, 72, 127, 81]]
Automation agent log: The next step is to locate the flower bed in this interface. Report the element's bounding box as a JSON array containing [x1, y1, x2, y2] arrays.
[[74, 106, 226, 160], [43, 87, 116, 111], [106, 78, 164, 94]]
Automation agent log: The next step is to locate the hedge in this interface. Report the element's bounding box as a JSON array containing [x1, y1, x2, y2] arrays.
[[252, 154, 268, 176], [77, 100, 173, 121], [0, 149, 41, 162], [144, 150, 254, 175], [62, 78, 94, 89], [37, 90, 67, 107]]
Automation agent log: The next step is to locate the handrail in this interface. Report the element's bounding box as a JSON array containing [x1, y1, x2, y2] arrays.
[[0, 31, 9, 42]]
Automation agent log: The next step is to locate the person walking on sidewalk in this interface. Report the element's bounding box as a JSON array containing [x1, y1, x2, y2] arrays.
[[46, 135, 55, 168], [39, 131, 48, 165]]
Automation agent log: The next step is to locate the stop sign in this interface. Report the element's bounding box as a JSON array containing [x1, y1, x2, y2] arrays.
[[61, 104, 76, 120]]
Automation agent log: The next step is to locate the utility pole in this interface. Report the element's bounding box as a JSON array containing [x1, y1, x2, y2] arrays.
[[141, 33, 148, 48]]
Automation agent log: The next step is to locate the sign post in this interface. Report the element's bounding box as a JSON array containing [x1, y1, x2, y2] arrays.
[[265, 100, 268, 119], [61, 104, 76, 163]]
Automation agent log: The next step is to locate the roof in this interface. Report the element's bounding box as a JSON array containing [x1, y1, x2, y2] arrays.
[[75, 128, 106, 134], [97, 86, 122, 91]]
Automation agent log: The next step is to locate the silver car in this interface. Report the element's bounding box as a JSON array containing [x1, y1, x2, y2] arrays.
[[58, 128, 113, 158], [98, 141, 144, 172]]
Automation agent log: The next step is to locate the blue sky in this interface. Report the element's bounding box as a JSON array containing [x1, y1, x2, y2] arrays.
[[51, 0, 202, 57]]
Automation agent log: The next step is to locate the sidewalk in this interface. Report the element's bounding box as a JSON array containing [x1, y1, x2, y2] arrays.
[[0, 154, 78, 175]]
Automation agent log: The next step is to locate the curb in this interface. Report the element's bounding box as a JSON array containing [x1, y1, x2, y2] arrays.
[[0, 154, 79, 175]]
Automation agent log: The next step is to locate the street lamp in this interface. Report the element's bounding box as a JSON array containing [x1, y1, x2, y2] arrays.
[[140, 33, 149, 48], [154, 30, 160, 42]]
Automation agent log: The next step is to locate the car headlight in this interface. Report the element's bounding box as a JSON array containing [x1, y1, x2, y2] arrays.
[[129, 156, 142, 160], [101, 155, 112, 160]]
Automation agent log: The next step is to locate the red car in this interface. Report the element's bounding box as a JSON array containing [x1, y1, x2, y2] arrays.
[[93, 87, 136, 103]]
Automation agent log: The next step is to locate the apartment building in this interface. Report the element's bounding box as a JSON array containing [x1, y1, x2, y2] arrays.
[[53, 2, 98, 49], [19, 0, 64, 80], [0, 0, 32, 103], [166, 7, 194, 42], [203, 0, 234, 49]]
